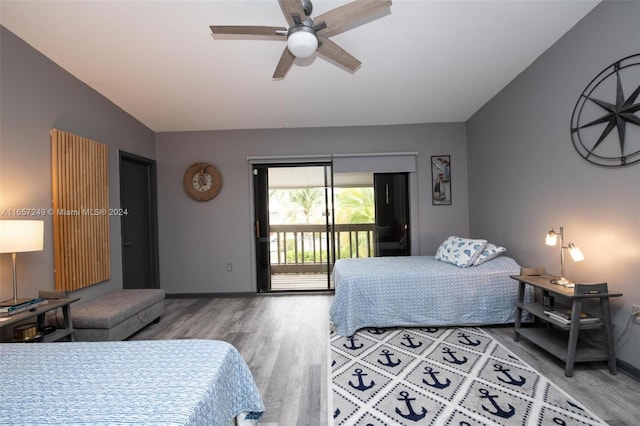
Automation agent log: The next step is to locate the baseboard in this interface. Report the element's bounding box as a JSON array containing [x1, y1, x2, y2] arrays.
[[617, 358, 640, 382], [166, 292, 257, 299], [260, 290, 335, 296], [166, 291, 334, 298]]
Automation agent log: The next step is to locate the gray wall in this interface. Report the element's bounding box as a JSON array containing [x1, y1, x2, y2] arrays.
[[467, 1, 640, 370], [155, 124, 469, 294], [0, 27, 156, 302], [3, 0, 637, 372]]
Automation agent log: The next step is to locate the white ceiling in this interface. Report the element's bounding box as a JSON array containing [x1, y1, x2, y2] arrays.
[[0, 0, 600, 133]]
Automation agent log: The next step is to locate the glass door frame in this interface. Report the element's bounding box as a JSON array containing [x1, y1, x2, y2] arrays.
[[252, 161, 334, 293]]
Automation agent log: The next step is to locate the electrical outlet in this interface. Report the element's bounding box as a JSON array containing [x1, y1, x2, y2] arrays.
[[633, 305, 640, 324], [226, 262, 232, 272]]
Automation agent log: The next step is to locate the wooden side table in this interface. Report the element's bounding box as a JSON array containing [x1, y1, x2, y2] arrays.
[[0, 298, 80, 342], [511, 274, 621, 377]]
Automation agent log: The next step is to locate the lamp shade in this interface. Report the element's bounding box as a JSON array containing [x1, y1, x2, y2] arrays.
[[568, 243, 584, 261], [0, 220, 44, 253], [287, 30, 317, 58], [545, 230, 558, 246]]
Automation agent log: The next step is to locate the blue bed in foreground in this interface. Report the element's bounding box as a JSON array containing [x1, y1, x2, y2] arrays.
[[330, 255, 530, 337], [0, 339, 264, 426]]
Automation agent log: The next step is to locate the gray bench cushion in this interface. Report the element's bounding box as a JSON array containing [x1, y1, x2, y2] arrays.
[[73, 300, 164, 342], [72, 289, 165, 329]]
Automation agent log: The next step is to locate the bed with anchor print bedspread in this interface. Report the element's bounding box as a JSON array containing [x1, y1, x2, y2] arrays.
[[0, 339, 264, 425], [330, 255, 531, 336]]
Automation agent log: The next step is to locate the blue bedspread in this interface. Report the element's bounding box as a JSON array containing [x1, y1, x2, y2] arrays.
[[0, 339, 264, 425], [330, 255, 530, 336]]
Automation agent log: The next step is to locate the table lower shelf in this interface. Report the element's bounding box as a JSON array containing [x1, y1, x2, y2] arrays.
[[42, 328, 75, 342], [516, 302, 602, 330], [2, 328, 75, 343], [515, 327, 608, 363]]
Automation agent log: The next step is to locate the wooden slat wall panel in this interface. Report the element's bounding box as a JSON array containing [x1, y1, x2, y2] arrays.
[[51, 129, 110, 292]]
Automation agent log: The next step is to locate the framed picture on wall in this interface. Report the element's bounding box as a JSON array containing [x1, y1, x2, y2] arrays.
[[431, 155, 451, 205]]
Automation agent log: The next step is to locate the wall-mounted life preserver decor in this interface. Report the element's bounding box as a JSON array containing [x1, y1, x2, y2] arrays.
[[183, 162, 223, 201]]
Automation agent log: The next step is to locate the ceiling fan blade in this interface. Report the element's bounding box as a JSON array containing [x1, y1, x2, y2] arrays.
[[273, 47, 296, 79], [210, 25, 287, 37], [278, 0, 307, 26], [314, 0, 392, 37], [317, 35, 361, 72]]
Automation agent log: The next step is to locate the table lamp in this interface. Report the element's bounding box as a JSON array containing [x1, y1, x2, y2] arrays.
[[0, 220, 44, 304], [545, 226, 584, 286]]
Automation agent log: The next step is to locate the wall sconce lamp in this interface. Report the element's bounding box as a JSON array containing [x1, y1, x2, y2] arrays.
[[545, 226, 584, 286], [0, 220, 44, 305]]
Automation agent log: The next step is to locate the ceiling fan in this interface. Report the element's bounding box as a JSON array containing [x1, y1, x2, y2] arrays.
[[209, 0, 392, 78]]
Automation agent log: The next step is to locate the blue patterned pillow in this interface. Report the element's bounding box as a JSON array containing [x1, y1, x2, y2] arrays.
[[473, 242, 507, 266], [434, 236, 488, 268]]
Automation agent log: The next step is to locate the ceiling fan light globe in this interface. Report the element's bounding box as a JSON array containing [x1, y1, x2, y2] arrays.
[[287, 31, 317, 58]]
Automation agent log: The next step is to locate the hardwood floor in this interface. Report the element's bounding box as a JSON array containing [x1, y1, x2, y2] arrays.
[[129, 295, 332, 425], [485, 326, 640, 425], [129, 295, 639, 425]]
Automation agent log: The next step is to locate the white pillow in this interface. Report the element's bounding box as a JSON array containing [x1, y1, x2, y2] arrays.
[[434, 236, 487, 268], [473, 242, 507, 266]]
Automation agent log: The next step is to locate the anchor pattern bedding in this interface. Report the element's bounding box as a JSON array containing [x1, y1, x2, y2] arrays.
[[0, 339, 264, 425], [330, 255, 530, 337]]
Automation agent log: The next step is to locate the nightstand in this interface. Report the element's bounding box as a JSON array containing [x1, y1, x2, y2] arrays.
[[511, 273, 621, 377], [0, 298, 79, 342]]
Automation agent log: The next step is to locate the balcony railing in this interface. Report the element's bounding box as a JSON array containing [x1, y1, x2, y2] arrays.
[[269, 223, 376, 274]]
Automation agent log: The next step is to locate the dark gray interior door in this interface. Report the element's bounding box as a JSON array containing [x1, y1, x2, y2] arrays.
[[119, 152, 159, 289]]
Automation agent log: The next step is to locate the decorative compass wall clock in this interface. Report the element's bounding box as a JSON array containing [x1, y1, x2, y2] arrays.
[[570, 53, 640, 167]]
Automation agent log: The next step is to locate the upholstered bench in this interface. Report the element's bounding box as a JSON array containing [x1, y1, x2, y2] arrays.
[[67, 289, 165, 341]]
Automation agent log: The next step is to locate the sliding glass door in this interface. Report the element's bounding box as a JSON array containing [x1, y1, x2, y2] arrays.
[[332, 172, 410, 260], [253, 157, 413, 293], [253, 163, 334, 292]]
